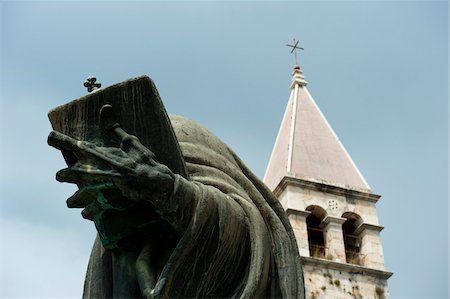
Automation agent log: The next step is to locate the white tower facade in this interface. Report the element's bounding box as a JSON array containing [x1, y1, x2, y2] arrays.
[[264, 65, 392, 299]]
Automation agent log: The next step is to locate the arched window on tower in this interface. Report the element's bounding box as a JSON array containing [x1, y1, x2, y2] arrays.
[[306, 206, 327, 258], [342, 212, 364, 265]]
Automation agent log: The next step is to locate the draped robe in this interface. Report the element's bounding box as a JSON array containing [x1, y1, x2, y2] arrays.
[[83, 115, 305, 298]]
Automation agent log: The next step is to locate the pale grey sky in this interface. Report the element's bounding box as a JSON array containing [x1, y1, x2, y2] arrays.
[[1, 1, 448, 298]]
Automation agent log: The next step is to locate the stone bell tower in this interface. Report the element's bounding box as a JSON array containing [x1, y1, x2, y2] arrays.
[[264, 65, 392, 299]]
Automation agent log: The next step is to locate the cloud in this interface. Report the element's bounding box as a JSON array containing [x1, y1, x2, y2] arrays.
[[0, 217, 95, 298]]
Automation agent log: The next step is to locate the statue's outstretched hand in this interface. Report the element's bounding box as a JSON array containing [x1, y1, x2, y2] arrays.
[[47, 105, 175, 222]]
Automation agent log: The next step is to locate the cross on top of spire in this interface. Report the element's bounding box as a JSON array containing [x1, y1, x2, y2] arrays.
[[286, 38, 304, 66]]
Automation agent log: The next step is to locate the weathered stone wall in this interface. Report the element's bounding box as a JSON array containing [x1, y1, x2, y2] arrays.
[[278, 182, 380, 226], [302, 258, 390, 299], [272, 176, 392, 298]]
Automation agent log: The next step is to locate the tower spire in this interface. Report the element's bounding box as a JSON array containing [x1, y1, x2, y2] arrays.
[[264, 61, 370, 192], [263, 50, 391, 299]]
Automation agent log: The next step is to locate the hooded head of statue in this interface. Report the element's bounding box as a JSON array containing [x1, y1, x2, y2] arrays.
[[48, 76, 305, 299]]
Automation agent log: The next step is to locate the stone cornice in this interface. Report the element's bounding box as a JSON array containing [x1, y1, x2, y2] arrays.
[[355, 223, 384, 235], [301, 256, 393, 280], [286, 208, 311, 218], [321, 215, 346, 227], [274, 176, 381, 203]]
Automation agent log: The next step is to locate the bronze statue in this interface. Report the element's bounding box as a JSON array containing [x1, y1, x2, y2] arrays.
[[48, 76, 304, 298]]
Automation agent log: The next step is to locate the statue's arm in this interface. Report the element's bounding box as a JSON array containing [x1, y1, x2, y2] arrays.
[[153, 173, 198, 233]]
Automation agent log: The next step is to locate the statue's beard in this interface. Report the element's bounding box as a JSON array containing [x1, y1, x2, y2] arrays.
[[84, 187, 180, 253]]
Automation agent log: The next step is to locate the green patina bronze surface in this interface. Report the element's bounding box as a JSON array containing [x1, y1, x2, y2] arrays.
[[48, 76, 305, 299]]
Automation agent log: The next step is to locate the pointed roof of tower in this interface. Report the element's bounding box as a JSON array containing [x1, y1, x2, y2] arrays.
[[263, 65, 371, 192]]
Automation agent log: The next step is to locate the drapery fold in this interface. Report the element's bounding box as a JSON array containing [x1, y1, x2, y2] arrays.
[[83, 115, 304, 298]]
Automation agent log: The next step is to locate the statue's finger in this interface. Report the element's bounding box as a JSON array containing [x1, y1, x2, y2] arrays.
[[56, 168, 79, 184], [98, 105, 157, 163], [120, 133, 156, 162], [99, 104, 131, 144], [106, 125, 156, 163], [81, 201, 101, 220], [48, 131, 110, 165], [66, 183, 116, 208], [67, 188, 94, 208], [99, 104, 120, 132], [56, 166, 122, 184], [48, 130, 87, 153], [50, 137, 134, 175], [66, 187, 96, 208]]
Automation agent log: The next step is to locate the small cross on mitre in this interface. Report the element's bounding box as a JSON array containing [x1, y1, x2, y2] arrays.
[[84, 76, 102, 93]]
